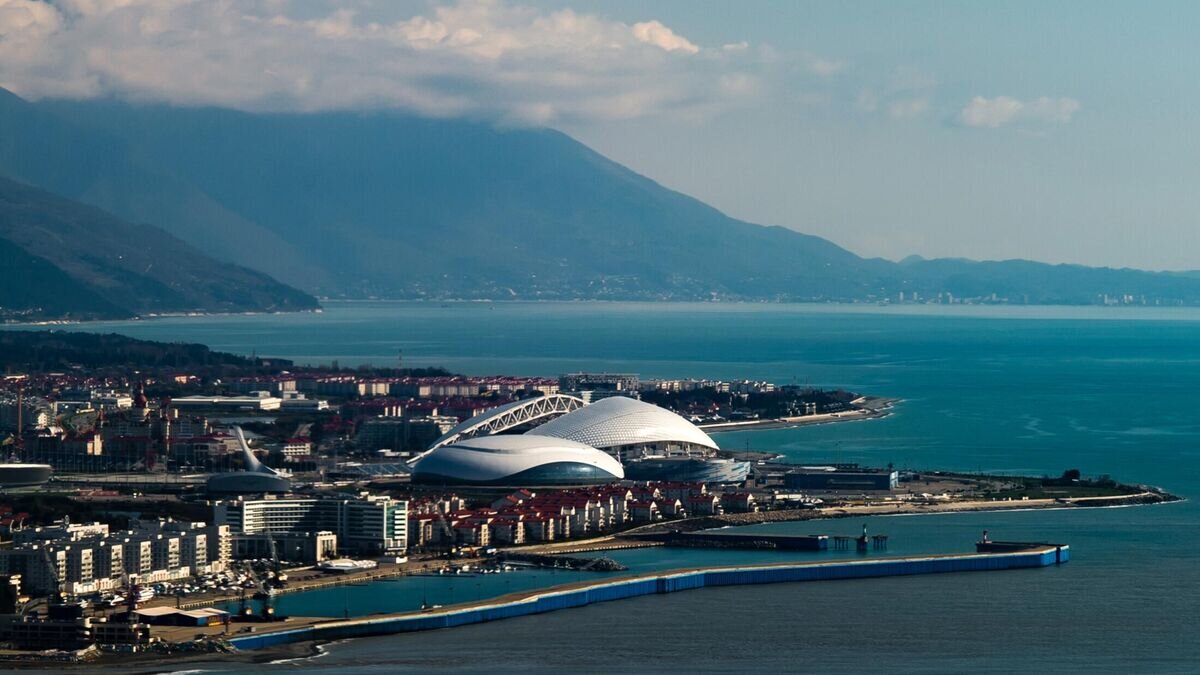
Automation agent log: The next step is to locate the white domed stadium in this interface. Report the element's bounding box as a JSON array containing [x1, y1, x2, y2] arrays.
[[532, 396, 719, 462], [410, 434, 624, 487]]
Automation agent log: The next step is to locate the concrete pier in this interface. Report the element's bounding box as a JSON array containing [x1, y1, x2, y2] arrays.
[[228, 544, 1070, 651], [636, 531, 831, 551]]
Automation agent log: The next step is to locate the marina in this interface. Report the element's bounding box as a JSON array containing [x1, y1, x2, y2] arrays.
[[227, 544, 1069, 651]]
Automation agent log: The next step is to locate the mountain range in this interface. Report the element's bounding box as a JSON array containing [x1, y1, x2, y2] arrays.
[[0, 167, 317, 320], [3, 87, 1200, 309]]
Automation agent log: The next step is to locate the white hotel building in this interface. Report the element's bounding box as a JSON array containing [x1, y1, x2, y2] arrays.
[[215, 493, 407, 556]]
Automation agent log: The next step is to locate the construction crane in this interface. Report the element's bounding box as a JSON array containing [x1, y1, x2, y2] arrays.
[[247, 564, 276, 621], [267, 533, 288, 586]]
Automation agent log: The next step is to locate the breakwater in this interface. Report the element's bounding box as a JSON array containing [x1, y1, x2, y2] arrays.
[[228, 545, 1068, 651], [631, 531, 831, 551], [500, 552, 627, 571]]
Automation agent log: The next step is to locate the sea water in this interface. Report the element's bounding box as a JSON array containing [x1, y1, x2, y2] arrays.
[[50, 302, 1200, 672]]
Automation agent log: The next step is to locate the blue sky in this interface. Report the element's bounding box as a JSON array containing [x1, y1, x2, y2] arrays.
[[2, 0, 1197, 269], [554, 1, 1200, 270]]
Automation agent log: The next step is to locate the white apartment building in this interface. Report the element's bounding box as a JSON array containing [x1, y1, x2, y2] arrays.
[[215, 493, 407, 556], [0, 520, 231, 596]]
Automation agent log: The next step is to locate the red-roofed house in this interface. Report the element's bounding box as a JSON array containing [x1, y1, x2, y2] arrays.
[[523, 516, 556, 542], [490, 518, 525, 545], [720, 492, 758, 513], [630, 501, 660, 523], [656, 497, 686, 518], [452, 521, 490, 547], [686, 494, 722, 516]]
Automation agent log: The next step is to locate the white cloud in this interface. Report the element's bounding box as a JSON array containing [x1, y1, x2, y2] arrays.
[[0, 0, 774, 123], [631, 19, 698, 54], [959, 95, 1080, 128], [0, 0, 61, 35]]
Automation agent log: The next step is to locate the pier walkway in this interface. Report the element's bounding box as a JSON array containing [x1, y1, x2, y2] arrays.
[[227, 544, 1069, 651]]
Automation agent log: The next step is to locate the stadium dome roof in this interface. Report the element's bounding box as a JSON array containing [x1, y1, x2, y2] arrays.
[[410, 434, 624, 486], [531, 397, 718, 452]]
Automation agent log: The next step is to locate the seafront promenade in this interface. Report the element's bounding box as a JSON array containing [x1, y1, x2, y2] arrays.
[[507, 490, 1172, 555], [224, 544, 1069, 652], [699, 396, 897, 433]]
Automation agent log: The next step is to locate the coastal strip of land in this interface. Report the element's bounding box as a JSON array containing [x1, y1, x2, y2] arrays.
[[163, 486, 1181, 605], [515, 488, 1177, 555], [166, 485, 1178, 611], [131, 476, 1179, 610], [701, 396, 897, 434]]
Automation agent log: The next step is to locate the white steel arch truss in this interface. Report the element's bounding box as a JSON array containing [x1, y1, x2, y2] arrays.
[[412, 394, 587, 460]]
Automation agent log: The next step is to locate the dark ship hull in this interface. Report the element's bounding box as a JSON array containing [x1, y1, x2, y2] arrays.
[[0, 463, 53, 489]]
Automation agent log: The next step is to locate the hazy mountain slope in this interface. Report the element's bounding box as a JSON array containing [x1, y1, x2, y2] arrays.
[[37, 98, 892, 299], [0, 89, 321, 289], [896, 256, 1200, 304], [5, 90, 1199, 304], [0, 234, 130, 320], [0, 175, 319, 316]]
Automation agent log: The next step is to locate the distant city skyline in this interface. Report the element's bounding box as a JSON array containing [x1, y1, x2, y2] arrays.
[[1, 1, 1196, 269]]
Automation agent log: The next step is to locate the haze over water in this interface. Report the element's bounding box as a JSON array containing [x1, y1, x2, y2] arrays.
[[66, 301, 1200, 673]]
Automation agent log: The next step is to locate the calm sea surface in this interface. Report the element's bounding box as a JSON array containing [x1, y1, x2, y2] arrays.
[[48, 302, 1200, 673]]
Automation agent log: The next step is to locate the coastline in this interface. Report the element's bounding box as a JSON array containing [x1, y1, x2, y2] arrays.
[[520, 488, 1181, 554], [143, 487, 1187, 610], [703, 396, 897, 435], [20, 490, 1174, 671], [132, 486, 1180, 617], [25, 296, 1200, 331], [6, 307, 324, 327]]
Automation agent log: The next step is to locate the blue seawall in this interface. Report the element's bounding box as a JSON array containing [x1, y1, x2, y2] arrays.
[[229, 546, 1069, 651]]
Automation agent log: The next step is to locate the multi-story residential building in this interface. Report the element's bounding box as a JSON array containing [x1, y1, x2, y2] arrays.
[[278, 392, 329, 411], [232, 530, 338, 563], [148, 535, 181, 573], [279, 437, 313, 461], [215, 493, 407, 556], [225, 377, 298, 396], [558, 372, 639, 394], [354, 416, 457, 452], [121, 538, 153, 578], [93, 541, 124, 582], [171, 394, 282, 412], [0, 520, 230, 595], [15, 522, 110, 544]]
